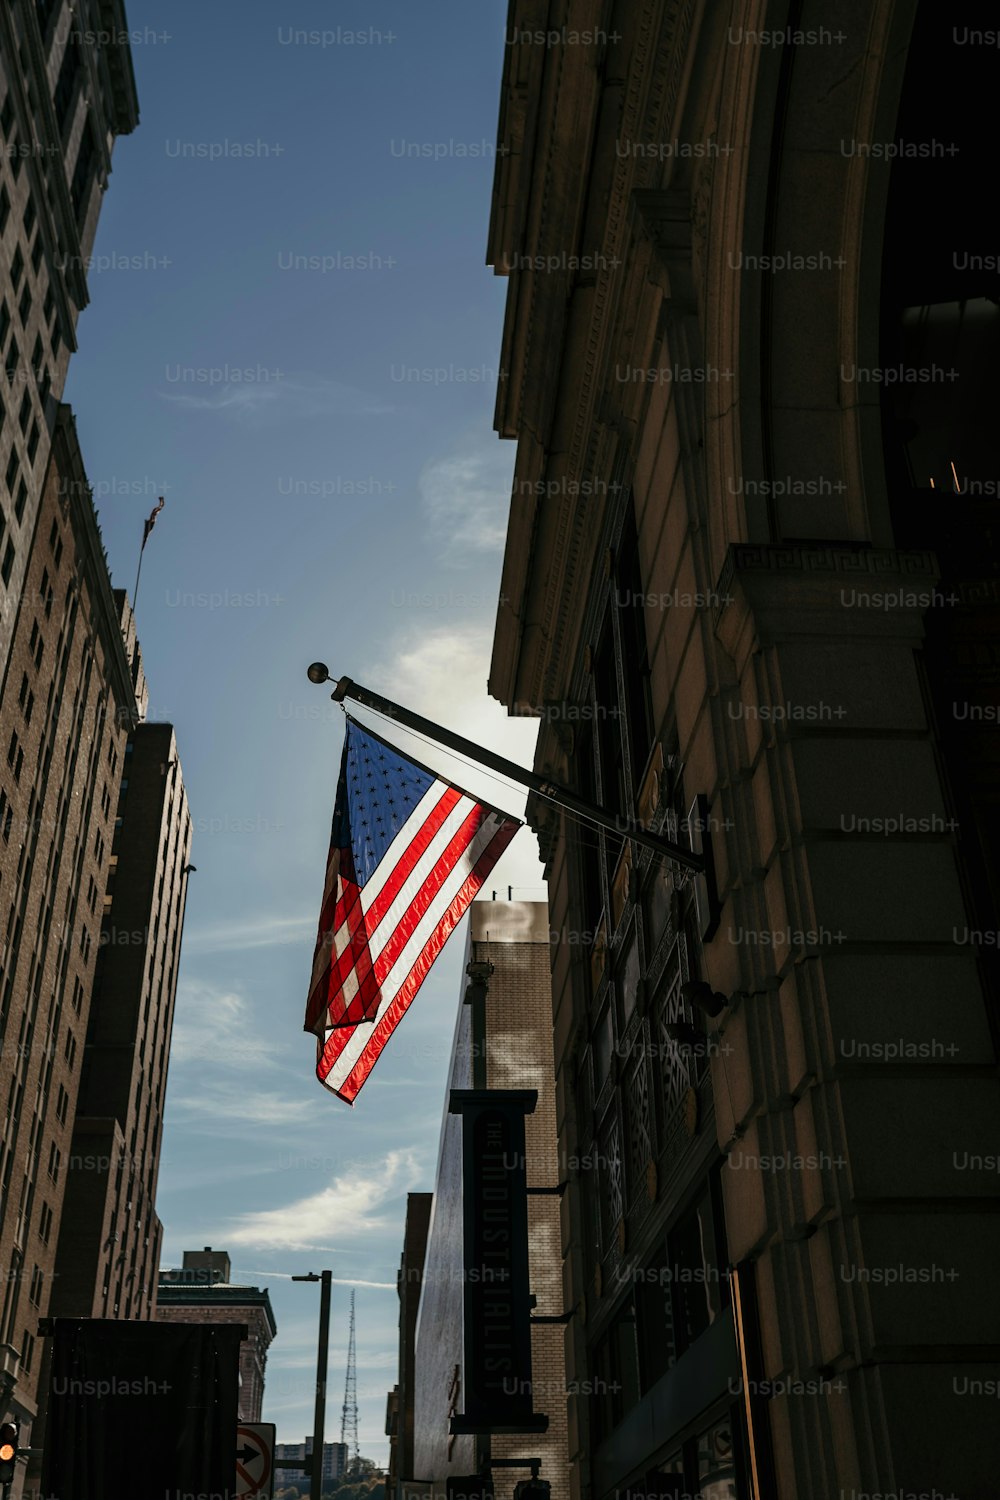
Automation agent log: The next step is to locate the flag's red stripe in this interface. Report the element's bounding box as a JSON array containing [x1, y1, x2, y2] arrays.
[[324, 786, 462, 999], [308, 787, 462, 1030], [317, 817, 518, 1103], [305, 872, 366, 1030], [317, 815, 513, 1073], [339, 803, 486, 1025]]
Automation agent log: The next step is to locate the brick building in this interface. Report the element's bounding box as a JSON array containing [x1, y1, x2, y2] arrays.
[[402, 902, 570, 1500], [0, 404, 140, 1479], [157, 1248, 277, 1424], [486, 4, 1000, 1498], [0, 1, 138, 678]]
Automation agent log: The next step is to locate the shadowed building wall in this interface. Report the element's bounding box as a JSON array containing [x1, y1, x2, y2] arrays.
[[487, 4, 1000, 1498]]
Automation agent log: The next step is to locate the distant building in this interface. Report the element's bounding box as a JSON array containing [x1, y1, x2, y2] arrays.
[[398, 902, 570, 1500], [156, 1248, 277, 1423], [49, 701, 194, 1327], [275, 1438, 348, 1487]]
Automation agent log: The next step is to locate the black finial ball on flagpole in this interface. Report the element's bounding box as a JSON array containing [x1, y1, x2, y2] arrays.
[[307, 663, 330, 685]]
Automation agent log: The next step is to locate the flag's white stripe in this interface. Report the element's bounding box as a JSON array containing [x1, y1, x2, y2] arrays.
[[358, 791, 479, 961], [331, 791, 481, 1027], [369, 817, 494, 1008], [322, 812, 506, 1091], [328, 786, 473, 990], [336, 779, 445, 924]]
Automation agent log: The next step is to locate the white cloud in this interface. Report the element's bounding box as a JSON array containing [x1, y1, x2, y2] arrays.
[[418, 435, 513, 562], [170, 981, 277, 1066], [362, 627, 544, 893], [226, 1147, 424, 1250]]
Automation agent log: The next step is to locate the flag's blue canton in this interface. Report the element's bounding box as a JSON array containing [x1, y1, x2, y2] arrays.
[[331, 720, 435, 886]]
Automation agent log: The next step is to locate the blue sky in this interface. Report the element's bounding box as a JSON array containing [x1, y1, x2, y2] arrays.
[[66, 0, 543, 1459]]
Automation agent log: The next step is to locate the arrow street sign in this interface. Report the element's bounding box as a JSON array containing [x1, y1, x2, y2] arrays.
[[236, 1423, 275, 1499]]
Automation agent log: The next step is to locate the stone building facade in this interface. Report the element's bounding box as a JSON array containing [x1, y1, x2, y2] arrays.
[[156, 1248, 277, 1425], [387, 1191, 432, 1500], [487, 4, 999, 1499], [0, 0, 138, 677], [407, 902, 570, 1500], [0, 404, 139, 1483]]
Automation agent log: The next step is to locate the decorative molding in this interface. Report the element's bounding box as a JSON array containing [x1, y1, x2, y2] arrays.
[[637, 742, 666, 831], [611, 843, 633, 930], [590, 921, 608, 994]]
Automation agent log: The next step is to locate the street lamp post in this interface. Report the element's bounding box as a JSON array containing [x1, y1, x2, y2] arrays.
[[292, 1271, 333, 1500]]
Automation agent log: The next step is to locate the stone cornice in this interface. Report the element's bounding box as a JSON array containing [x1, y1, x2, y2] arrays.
[[488, 0, 708, 713], [714, 541, 942, 670], [54, 405, 140, 727]]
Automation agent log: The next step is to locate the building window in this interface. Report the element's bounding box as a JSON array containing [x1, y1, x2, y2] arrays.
[[11, 247, 24, 292], [27, 419, 40, 465], [47, 1141, 60, 1183], [15, 480, 27, 523], [71, 124, 98, 223], [0, 298, 9, 350], [21, 1330, 34, 1373], [5, 448, 16, 492], [28, 1264, 43, 1307], [7, 730, 22, 783], [55, 1083, 68, 1126], [38, 1200, 53, 1244], [54, 39, 81, 132], [18, 391, 30, 433], [0, 186, 9, 236]]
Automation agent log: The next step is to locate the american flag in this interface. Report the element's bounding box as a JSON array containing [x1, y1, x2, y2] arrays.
[[304, 716, 520, 1104], [142, 496, 165, 548]]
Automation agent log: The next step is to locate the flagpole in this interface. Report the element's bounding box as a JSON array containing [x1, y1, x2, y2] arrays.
[[134, 497, 165, 615], [306, 666, 705, 875], [133, 543, 145, 615]]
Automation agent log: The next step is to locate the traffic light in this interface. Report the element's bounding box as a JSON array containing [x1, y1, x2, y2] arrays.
[[0, 1420, 19, 1484]]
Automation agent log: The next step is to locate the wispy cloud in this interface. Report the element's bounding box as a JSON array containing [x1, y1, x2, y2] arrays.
[[160, 374, 393, 424], [168, 1079, 314, 1125], [227, 1147, 423, 1249], [183, 912, 315, 954], [418, 435, 513, 562], [170, 982, 278, 1066]]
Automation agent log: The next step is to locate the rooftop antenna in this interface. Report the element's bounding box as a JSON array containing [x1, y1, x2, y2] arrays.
[[340, 1289, 359, 1472]]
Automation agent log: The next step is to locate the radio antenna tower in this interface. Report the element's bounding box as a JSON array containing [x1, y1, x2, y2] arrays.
[[340, 1289, 359, 1472]]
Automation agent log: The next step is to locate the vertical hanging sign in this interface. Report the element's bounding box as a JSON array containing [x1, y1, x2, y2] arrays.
[[448, 1089, 548, 1434]]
